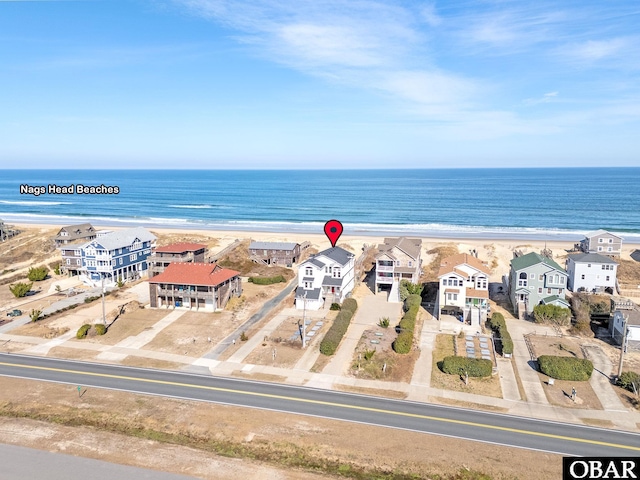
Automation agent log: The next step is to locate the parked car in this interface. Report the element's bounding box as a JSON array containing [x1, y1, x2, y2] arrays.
[[6, 309, 22, 317]]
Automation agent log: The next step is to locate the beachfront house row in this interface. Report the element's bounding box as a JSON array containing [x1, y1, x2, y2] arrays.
[[148, 262, 241, 311], [580, 230, 623, 257], [508, 252, 570, 316], [78, 227, 156, 286], [374, 237, 423, 301], [295, 246, 355, 310], [436, 253, 491, 327], [248, 241, 301, 266], [566, 253, 618, 294], [148, 242, 207, 278]]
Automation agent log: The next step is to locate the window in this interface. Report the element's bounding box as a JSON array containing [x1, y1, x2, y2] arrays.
[[598, 246, 603, 252], [581, 274, 585, 280], [263, 250, 267, 255], [560, 276, 565, 284], [538, 287, 542, 294], [453, 294, 458, 301], [539, 274, 544, 281], [547, 288, 552, 294], [606, 276, 610, 281], [130, 253, 137, 261], [609, 238, 613, 243], [607, 247, 612, 252], [305, 267, 312, 276], [599, 238, 604, 243], [66, 259, 70, 265], [529, 273, 535, 279], [554, 274, 559, 284], [304, 281, 312, 289], [587, 264, 591, 268], [119, 258, 123, 265], [408, 261, 412, 267], [396, 261, 400, 266], [333, 268, 341, 278], [601, 265, 605, 270], [131, 240, 141, 251]]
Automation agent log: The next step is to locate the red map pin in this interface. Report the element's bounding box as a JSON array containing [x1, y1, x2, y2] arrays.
[[324, 220, 343, 248]]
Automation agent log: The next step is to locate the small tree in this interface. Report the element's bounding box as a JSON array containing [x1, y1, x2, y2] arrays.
[[30, 309, 42, 322], [533, 304, 571, 334], [116, 277, 125, 288], [27, 266, 48, 281], [53, 264, 61, 275], [399, 280, 423, 301], [9, 282, 33, 298]]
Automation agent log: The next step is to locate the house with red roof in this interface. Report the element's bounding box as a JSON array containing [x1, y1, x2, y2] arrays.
[[148, 262, 241, 311], [148, 242, 207, 278]]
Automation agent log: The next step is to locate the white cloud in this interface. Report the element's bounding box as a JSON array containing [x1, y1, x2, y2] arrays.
[[563, 38, 630, 61], [523, 91, 559, 106]]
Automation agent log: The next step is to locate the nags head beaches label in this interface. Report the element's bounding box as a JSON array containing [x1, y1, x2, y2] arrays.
[[20, 184, 120, 196]]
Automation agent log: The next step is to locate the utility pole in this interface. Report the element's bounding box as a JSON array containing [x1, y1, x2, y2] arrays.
[[617, 314, 629, 379], [101, 276, 106, 326], [302, 292, 307, 348]]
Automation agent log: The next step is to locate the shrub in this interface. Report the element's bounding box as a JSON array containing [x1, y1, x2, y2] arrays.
[[378, 317, 390, 328], [617, 371, 640, 393], [404, 294, 422, 312], [320, 300, 358, 356], [30, 309, 42, 322], [533, 304, 571, 326], [240, 331, 248, 341], [569, 294, 595, 338], [76, 324, 91, 339], [393, 304, 420, 354], [441, 356, 493, 377], [93, 323, 107, 335], [392, 331, 413, 354], [488, 312, 513, 355], [9, 282, 32, 298], [53, 264, 61, 275], [341, 298, 358, 314], [330, 303, 341, 311], [247, 275, 285, 285], [27, 266, 48, 282], [363, 349, 376, 361], [538, 355, 594, 381]]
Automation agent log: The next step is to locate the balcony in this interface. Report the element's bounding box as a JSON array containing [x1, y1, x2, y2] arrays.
[[376, 265, 394, 272], [376, 276, 394, 284]]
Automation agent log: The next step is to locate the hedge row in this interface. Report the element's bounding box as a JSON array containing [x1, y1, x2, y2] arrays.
[[441, 356, 493, 377], [319, 299, 358, 356], [393, 303, 420, 354], [76, 324, 91, 339], [538, 355, 594, 381], [488, 312, 513, 355], [248, 275, 286, 285]]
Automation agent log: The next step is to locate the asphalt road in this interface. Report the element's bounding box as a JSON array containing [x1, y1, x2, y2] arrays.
[[0, 444, 196, 480], [1, 353, 639, 457]]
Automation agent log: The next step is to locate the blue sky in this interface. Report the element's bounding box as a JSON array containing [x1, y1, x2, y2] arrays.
[[1, 0, 639, 169]]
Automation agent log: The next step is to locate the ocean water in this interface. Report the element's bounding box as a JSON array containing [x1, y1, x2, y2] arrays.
[[1, 168, 639, 241]]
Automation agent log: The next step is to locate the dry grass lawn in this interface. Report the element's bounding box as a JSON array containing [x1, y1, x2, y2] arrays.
[[528, 335, 585, 359], [47, 346, 99, 362], [144, 310, 238, 357], [431, 334, 503, 398], [120, 356, 184, 370], [10, 321, 70, 339], [84, 308, 168, 345]]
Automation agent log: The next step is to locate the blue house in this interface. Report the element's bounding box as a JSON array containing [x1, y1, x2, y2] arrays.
[[79, 227, 156, 285]]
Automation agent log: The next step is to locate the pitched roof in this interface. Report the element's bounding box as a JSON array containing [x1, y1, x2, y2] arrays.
[[315, 246, 354, 266], [377, 237, 422, 260], [585, 229, 623, 239], [55, 223, 95, 241], [510, 252, 565, 273], [541, 295, 570, 307], [155, 242, 206, 253], [249, 241, 299, 251], [567, 253, 618, 265], [84, 227, 156, 251], [148, 262, 239, 286], [438, 253, 491, 277], [295, 287, 322, 300]]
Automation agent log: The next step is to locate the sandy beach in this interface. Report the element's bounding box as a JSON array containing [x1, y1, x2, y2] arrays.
[[11, 222, 640, 283]]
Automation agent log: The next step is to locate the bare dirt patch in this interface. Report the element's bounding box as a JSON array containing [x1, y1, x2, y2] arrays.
[[422, 244, 459, 282], [217, 239, 295, 280], [231, 371, 288, 383], [0, 376, 562, 480], [10, 322, 70, 339], [144, 311, 239, 357], [528, 335, 586, 359], [431, 334, 503, 398], [539, 374, 603, 409]]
